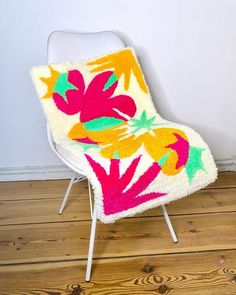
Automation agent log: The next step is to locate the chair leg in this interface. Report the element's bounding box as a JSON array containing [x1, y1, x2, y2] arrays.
[[161, 205, 178, 243], [85, 208, 97, 282], [58, 172, 77, 215], [88, 181, 93, 219]]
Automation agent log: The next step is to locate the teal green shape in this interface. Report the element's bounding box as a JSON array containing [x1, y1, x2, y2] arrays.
[[130, 111, 157, 133], [158, 151, 171, 167], [80, 143, 99, 152], [71, 142, 99, 152], [104, 73, 118, 90], [54, 73, 76, 101], [185, 146, 206, 183], [113, 151, 120, 159], [83, 117, 124, 132]]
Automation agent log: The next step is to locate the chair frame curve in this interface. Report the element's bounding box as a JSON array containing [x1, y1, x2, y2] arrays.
[[46, 31, 178, 282]]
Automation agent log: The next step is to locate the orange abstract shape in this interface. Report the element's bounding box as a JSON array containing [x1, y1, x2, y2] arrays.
[[68, 121, 127, 144], [146, 128, 188, 175], [40, 66, 60, 98], [87, 48, 148, 93], [100, 133, 146, 159], [68, 120, 189, 176], [100, 127, 188, 176]]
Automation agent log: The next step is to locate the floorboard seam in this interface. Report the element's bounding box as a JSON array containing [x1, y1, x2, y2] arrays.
[[1, 210, 236, 227], [1, 248, 236, 267]]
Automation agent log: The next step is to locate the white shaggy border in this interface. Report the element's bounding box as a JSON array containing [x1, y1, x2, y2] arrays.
[[31, 47, 218, 224], [61, 122, 217, 224]]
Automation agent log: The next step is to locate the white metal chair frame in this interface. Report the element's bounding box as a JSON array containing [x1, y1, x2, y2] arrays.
[[46, 31, 178, 282]]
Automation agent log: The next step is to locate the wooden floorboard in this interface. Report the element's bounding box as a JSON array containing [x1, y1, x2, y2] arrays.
[[0, 172, 236, 294], [0, 179, 88, 201], [0, 172, 235, 201], [1, 212, 236, 265], [0, 250, 236, 294], [1, 187, 236, 225], [207, 172, 236, 189]]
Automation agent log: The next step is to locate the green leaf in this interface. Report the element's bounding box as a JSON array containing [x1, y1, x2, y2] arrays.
[[158, 151, 171, 167], [54, 73, 76, 101], [83, 117, 124, 132], [103, 73, 118, 90]]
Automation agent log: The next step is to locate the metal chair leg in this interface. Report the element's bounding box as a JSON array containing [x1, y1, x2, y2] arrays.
[[85, 208, 97, 282], [88, 181, 93, 219], [58, 172, 77, 214], [161, 205, 178, 243]]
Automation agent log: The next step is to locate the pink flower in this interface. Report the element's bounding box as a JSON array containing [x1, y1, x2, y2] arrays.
[[53, 70, 136, 122]]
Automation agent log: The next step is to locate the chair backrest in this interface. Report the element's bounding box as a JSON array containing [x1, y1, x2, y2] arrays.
[[47, 31, 125, 63], [46, 31, 125, 169]]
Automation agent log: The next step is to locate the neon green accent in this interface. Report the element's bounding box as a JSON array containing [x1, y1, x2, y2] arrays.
[[54, 73, 76, 100], [158, 151, 171, 167], [130, 111, 157, 133], [71, 142, 99, 152], [185, 146, 206, 183], [103, 73, 118, 90], [83, 117, 124, 132], [113, 151, 120, 159], [80, 143, 99, 152]]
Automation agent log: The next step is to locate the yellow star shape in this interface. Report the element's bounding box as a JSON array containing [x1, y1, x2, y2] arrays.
[[87, 48, 148, 93], [40, 66, 60, 98]]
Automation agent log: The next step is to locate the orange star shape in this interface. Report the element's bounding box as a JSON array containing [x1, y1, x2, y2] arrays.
[[87, 48, 148, 93], [40, 66, 59, 98]]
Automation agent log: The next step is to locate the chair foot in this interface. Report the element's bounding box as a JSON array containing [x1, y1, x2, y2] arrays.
[[161, 205, 178, 243], [85, 208, 97, 282]]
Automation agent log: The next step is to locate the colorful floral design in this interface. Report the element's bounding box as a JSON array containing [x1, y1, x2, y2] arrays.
[[32, 47, 217, 223], [52, 70, 136, 122], [86, 154, 166, 215], [68, 118, 190, 176]]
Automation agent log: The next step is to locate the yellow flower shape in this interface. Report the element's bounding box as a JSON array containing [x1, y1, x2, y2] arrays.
[[68, 121, 189, 176], [68, 121, 127, 145]]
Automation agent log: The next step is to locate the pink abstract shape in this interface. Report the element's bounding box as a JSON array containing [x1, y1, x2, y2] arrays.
[[85, 154, 166, 215], [53, 70, 136, 122], [68, 69, 85, 92], [75, 137, 98, 144], [166, 133, 189, 169], [53, 70, 85, 115]]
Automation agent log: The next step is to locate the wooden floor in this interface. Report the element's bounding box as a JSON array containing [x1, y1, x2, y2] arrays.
[[0, 173, 236, 294]]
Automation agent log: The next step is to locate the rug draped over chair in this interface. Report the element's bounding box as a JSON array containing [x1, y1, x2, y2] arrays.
[[31, 48, 217, 223]]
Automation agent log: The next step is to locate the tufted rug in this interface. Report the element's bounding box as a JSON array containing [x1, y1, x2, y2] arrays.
[[31, 48, 217, 223]]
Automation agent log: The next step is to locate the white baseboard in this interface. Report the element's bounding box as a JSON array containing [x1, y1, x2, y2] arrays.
[[0, 159, 235, 182], [215, 158, 236, 172], [0, 165, 73, 181]]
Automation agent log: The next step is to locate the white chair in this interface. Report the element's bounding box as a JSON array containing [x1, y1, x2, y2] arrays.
[[47, 31, 177, 282]]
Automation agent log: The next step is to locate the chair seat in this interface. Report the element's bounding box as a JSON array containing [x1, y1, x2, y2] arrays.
[[55, 143, 86, 175]]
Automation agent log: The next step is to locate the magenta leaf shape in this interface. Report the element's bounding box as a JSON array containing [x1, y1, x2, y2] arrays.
[[85, 154, 166, 215], [166, 133, 189, 169], [53, 70, 85, 115], [53, 70, 136, 122]]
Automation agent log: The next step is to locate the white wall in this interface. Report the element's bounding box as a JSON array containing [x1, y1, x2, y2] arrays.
[[1, 0, 236, 180]]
